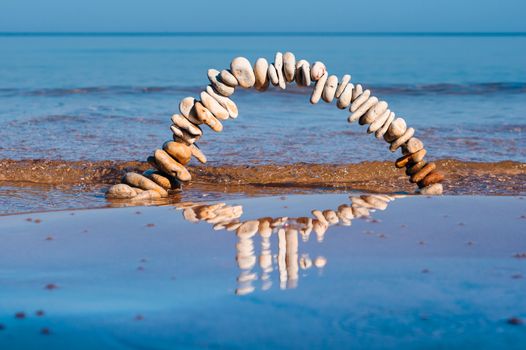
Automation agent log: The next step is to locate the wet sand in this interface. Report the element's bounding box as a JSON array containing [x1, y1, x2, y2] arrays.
[[0, 194, 525, 349]]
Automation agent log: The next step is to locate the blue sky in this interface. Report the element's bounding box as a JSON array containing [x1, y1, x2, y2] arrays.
[[0, 0, 525, 33]]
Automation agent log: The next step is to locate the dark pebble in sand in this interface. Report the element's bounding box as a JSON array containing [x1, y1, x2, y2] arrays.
[[45, 236, 53, 241], [135, 211, 142, 215], [146, 223, 155, 228], [15, 312, 26, 319], [34, 219, 42, 224], [40, 327, 51, 335], [45, 283, 58, 290], [507, 317, 523, 325], [36, 310, 45, 317]]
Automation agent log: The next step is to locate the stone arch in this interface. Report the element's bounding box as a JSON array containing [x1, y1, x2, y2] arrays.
[[107, 51, 444, 200]]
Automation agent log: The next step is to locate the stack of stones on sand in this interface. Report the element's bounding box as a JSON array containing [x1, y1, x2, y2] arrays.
[[107, 52, 444, 199]]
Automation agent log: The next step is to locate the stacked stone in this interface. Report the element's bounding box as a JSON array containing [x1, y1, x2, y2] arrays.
[[107, 51, 443, 199]]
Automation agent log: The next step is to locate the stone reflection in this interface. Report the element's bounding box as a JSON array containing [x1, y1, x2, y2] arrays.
[[173, 194, 404, 295]]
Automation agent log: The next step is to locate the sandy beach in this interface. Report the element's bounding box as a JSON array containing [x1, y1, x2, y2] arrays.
[[0, 194, 525, 348]]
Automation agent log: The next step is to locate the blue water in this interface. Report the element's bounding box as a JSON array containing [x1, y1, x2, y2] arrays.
[[0, 34, 525, 163]]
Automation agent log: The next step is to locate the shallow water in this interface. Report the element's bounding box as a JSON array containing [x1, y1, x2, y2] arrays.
[[0, 194, 525, 349]]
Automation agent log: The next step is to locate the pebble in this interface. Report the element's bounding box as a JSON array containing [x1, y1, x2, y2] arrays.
[[206, 85, 239, 118], [230, 57, 255, 88], [384, 118, 407, 142], [352, 205, 370, 218], [411, 162, 436, 183], [312, 209, 329, 226], [207, 69, 235, 96], [419, 171, 445, 187], [420, 183, 443, 195], [194, 101, 223, 132], [267, 64, 279, 85], [170, 125, 198, 144], [390, 127, 415, 152], [123, 172, 168, 197], [368, 108, 391, 133], [337, 83, 354, 109], [144, 169, 176, 190], [179, 97, 202, 125], [406, 160, 427, 176], [237, 220, 259, 238], [220, 69, 239, 87], [405, 137, 424, 153], [323, 210, 339, 225], [322, 75, 338, 103], [154, 149, 192, 182], [254, 58, 269, 91], [283, 52, 296, 82], [200, 91, 229, 120], [295, 60, 311, 86], [189, 143, 207, 164], [106, 184, 137, 199], [375, 111, 395, 139], [310, 61, 327, 81], [335, 74, 351, 98], [362, 195, 388, 210], [163, 141, 192, 165], [310, 72, 328, 104], [171, 114, 202, 136], [314, 256, 327, 268], [348, 96, 378, 123], [274, 52, 286, 89], [395, 149, 427, 168], [360, 100, 388, 125], [352, 84, 363, 101], [131, 189, 162, 201], [350, 89, 371, 112]]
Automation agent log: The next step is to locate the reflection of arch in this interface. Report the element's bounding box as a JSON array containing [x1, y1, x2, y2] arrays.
[[107, 52, 444, 200], [172, 193, 404, 296]]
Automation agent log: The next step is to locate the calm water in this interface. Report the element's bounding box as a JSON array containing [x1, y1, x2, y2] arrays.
[[0, 34, 525, 164]]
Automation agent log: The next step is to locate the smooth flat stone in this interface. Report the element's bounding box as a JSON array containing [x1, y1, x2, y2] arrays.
[[375, 111, 395, 139], [179, 97, 202, 125], [143, 169, 177, 190], [154, 149, 191, 182], [310, 72, 328, 104], [395, 149, 427, 168], [350, 89, 371, 112], [336, 83, 354, 109], [207, 69, 235, 97], [384, 117, 407, 142], [405, 137, 424, 153], [368, 108, 391, 133], [390, 127, 415, 152], [194, 101, 223, 132], [295, 60, 311, 86], [274, 52, 286, 89], [163, 141, 192, 165], [419, 171, 445, 187], [352, 84, 363, 101], [206, 85, 239, 118], [189, 143, 207, 164], [170, 125, 199, 144], [322, 75, 338, 103], [310, 61, 326, 81], [106, 184, 137, 199], [348, 96, 378, 123], [123, 172, 168, 197], [406, 160, 427, 176], [268, 64, 279, 86], [254, 58, 269, 91], [419, 183, 443, 195], [201, 91, 229, 120], [230, 57, 255, 88], [283, 52, 296, 82], [360, 100, 388, 125], [130, 189, 162, 201], [335, 74, 351, 98], [411, 162, 436, 183], [171, 114, 202, 136], [237, 220, 259, 238], [220, 69, 239, 87]]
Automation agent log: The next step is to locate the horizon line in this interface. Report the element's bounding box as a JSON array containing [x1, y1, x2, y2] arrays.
[[1, 31, 525, 37]]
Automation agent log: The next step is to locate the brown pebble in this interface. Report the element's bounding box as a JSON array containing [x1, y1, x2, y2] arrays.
[[507, 317, 523, 325], [406, 161, 427, 176], [396, 149, 427, 168], [45, 236, 54, 241], [418, 171, 445, 187], [34, 219, 42, 224], [146, 223, 155, 228], [513, 252, 526, 259], [411, 162, 436, 183]]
